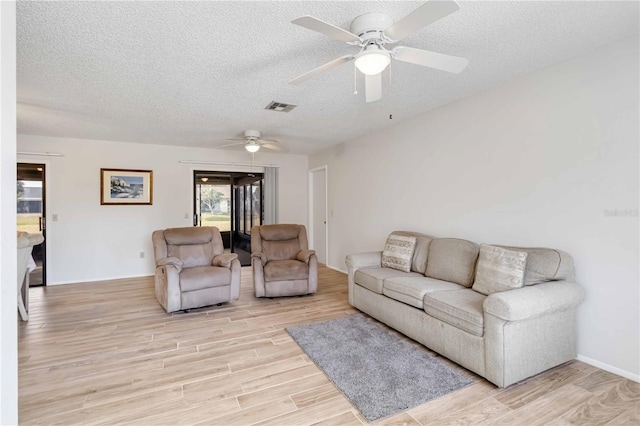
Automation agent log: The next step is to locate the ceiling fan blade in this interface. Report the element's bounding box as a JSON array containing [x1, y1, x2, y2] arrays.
[[385, 0, 460, 42], [261, 143, 288, 152], [365, 73, 382, 103], [292, 16, 362, 43], [215, 141, 245, 149], [289, 55, 354, 85], [393, 46, 468, 74]]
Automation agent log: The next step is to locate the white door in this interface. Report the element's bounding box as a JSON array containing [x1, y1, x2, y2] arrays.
[[310, 167, 327, 265]]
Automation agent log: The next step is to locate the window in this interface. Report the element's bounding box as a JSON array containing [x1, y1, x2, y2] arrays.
[[235, 179, 263, 235]]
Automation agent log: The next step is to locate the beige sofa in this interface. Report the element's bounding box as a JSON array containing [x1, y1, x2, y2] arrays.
[[346, 231, 585, 388]]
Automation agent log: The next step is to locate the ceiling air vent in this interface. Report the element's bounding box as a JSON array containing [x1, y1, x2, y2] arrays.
[[265, 101, 297, 113]]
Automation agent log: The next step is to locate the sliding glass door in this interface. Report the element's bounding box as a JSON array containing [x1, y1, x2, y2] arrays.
[[232, 175, 263, 265], [193, 171, 263, 266]]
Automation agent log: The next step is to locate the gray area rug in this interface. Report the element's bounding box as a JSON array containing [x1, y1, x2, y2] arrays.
[[286, 313, 473, 422]]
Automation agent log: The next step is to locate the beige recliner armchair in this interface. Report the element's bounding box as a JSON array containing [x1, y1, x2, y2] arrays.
[[251, 224, 318, 298], [152, 226, 240, 313]]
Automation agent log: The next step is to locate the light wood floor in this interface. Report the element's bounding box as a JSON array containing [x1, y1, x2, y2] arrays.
[[19, 266, 639, 425]]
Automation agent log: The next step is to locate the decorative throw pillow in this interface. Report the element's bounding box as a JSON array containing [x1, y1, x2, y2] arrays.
[[472, 244, 528, 295], [381, 234, 417, 273]]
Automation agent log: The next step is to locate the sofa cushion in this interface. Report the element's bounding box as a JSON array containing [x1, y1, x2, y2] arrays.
[[264, 259, 308, 282], [425, 238, 480, 287], [354, 267, 423, 294], [423, 289, 486, 337], [383, 276, 463, 309], [389, 231, 434, 274], [180, 266, 231, 292], [499, 246, 575, 285], [472, 245, 528, 295], [381, 233, 417, 273]]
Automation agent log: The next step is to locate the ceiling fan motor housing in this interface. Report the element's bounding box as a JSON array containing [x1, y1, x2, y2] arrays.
[[243, 129, 261, 140], [350, 13, 394, 41]]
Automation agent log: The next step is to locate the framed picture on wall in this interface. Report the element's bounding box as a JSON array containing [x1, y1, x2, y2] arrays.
[[100, 168, 153, 205]]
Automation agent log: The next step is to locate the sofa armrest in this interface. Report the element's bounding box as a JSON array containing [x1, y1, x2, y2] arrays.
[[345, 251, 382, 306], [484, 280, 585, 322], [251, 252, 267, 266], [212, 253, 238, 268], [345, 251, 382, 271], [296, 249, 316, 264], [156, 256, 183, 273]]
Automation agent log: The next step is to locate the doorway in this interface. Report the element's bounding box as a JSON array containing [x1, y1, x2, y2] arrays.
[[309, 166, 328, 265], [193, 171, 263, 266], [17, 163, 46, 286]]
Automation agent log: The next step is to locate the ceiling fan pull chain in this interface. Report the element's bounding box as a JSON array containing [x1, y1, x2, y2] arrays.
[[353, 63, 358, 95], [388, 62, 393, 120]]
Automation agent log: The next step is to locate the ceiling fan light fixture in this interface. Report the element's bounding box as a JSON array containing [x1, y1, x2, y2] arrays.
[[354, 45, 390, 76], [245, 142, 260, 153]]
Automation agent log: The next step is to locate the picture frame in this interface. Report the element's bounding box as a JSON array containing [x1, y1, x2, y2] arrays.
[[100, 168, 153, 205]]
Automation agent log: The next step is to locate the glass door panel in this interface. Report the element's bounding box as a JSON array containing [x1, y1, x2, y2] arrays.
[[194, 172, 232, 248], [199, 184, 231, 231], [17, 163, 46, 286]]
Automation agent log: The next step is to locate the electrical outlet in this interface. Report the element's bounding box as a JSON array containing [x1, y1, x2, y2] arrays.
[[184, 212, 189, 219], [139, 251, 145, 259], [52, 214, 58, 221]]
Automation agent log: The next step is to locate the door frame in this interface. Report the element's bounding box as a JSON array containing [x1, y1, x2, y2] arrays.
[[16, 159, 51, 286], [308, 165, 329, 266]]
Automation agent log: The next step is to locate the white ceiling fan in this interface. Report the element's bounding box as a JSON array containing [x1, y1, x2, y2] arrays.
[[289, 0, 469, 103], [215, 130, 288, 153]]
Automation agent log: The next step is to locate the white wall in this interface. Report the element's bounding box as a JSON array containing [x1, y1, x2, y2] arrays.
[[17, 135, 309, 284], [0, 1, 18, 423], [310, 37, 639, 380]]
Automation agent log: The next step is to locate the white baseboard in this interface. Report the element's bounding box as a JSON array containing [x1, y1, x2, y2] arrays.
[[576, 354, 640, 383], [325, 264, 347, 274]]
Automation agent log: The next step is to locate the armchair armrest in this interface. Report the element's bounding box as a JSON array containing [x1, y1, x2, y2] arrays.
[[212, 253, 238, 268], [345, 251, 382, 271], [484, 280, 585, 322], [156, 256, 183, 273], [251, 252, 267, 266], [296, 249, 316, 263]]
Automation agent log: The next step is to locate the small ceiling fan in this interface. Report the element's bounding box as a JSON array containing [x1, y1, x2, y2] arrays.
[[289, 0, 468, 103], [215, 130, 287, 153]]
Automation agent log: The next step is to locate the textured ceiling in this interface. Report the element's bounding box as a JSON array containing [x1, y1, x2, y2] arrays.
[[16, 1, 639, 155]]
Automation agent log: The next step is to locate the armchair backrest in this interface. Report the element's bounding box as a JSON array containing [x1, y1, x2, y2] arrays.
[[152, 226, 224, 268], [251, 224, 308, 261]]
